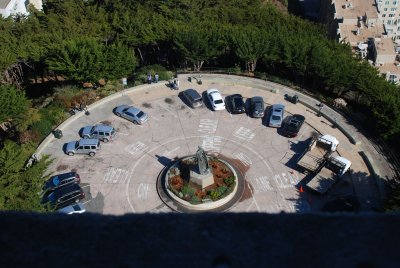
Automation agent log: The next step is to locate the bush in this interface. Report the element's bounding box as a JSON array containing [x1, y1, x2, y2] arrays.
[[136, 64, 174, 83], [30, 119, 53, 138], [224, 176, 235, 186], [190, 195, 201, 204], [209, 186, 228, 201], [181, 184, 195, 199]]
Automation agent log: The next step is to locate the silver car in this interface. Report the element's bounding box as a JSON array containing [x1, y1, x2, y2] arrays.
[[114, 105, 149, 124], [268, 104, 285, 127], [65, 138, 101, 156], [81, 124, 116, 142]]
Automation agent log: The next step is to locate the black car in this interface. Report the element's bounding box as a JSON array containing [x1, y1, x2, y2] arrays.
[[42, 183, 85, 209], [282, 114, 305, 137], [250, 96, 265, 118], [43, 172, 81, 192], [229, 94, 246, 114], [180, 88, 203, 108]]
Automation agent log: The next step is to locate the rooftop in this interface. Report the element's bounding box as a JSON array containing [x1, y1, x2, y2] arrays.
[[375, 37, 396, 56], [339, 23, 385, 46], [334, 0, 378, 19]]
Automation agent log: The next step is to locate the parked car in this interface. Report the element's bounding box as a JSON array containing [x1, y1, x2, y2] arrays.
[[42, 183, 85, 209], [229, 94, 246, 114], [268, 104, 285, 127], [206, 89, 225, 111], [250, 96, 265, 118], [43, 172, 80, 192], [180, 88, 203, 108], [282, 114, 305, 137], [65, 138, 101, 156], [57, 202, 86, 214], [81, 124, 116, 142], [114, 105, 149, 124]]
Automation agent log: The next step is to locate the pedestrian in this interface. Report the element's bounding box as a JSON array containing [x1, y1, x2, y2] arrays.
[[317, 103, 324, 117], [147, 73, 152, 84], [176, 78, 180, 90], [155, 73, 159, 83]]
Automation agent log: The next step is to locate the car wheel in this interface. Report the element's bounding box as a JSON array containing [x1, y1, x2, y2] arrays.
[[68, 152, 74, 156], [133, 120, 138, 124], [116, 112, 121, 117], [103, 138, 109, 143], [89, 152, 95, 157]]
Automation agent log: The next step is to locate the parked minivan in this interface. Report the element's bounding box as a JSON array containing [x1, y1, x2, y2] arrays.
[[65, 138, 101, 156], [268, 104, 285, 127], [180, 88, 203, 108], [81, 124, 116, 142]]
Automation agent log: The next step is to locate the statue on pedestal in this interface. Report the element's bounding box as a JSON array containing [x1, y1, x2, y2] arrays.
[[196, 147, 210, 175]]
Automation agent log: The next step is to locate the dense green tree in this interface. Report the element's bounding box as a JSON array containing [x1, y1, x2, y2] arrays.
[[0, 85, 29, 123], [173, 23, 224, 71], [0, 140, 51, 212]]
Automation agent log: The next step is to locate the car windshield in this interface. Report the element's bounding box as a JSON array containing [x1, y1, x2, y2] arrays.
[[123, 108, 129, 112], [136, 111, 144, 118], [255, 103, 263, 110], [272, 115, 281, 121], [215, 99, 223, 104], [75, 141, 79, 148]]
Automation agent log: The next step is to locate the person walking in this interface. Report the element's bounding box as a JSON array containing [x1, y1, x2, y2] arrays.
[[176, 78, 180, 90], [155, 73, 159, 83], [147, 73, 152, 84]]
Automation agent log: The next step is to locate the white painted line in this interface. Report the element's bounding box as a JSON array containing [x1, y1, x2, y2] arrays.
[[118, 132, 129, 136], [187, 107, 195, 115], [81, 184, 90, 189]]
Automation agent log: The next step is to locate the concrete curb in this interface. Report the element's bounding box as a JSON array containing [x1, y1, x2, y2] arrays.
[[359, 151, 386, 200]]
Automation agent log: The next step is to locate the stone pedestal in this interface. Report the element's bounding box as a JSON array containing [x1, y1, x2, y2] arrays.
[[190, 169, 214, 189]]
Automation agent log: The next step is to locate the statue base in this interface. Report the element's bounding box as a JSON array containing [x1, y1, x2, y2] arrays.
[[190, 170, 214, 189]]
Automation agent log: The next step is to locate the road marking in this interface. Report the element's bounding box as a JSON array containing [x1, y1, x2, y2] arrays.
[[198, 119, 218, 134], [233, 127, 255, 141], [104, 167, 132, 184], [234, 152, 252, 167], [201, 135, 223, 152], [187, 107, 195, 115], [137, 183, 149, 199], [125, 142, 148, 156], [118, 132, 129, 136]]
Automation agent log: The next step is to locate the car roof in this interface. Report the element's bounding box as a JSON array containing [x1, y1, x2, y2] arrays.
[[292, 114, 305, 121], [207, 88, 219, 94], [272, 104, 285, 110], [93, 124, 113, 132], [51, 183, 82, 199], [49, 172, 77, 180], [79, 138, 99, 145], [58, 203, 86, 214], [184, 88, 201, 98], [125, 107, 141, 114]]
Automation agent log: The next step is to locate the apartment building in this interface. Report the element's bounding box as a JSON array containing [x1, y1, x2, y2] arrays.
[[320, 0, 400, 83], [0, 0, 42, 18], [375, 0, 400, 42]]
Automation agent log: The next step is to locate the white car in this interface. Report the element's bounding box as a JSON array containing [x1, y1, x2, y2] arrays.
[[206, 89, 225, 111], [57, 202, 86, 214]]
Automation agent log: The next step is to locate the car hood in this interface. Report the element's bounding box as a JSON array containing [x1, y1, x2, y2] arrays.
[[82, 126, 93, 136], [66, 141, 77, 152]]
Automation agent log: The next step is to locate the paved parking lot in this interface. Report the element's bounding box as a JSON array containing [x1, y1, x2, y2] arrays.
[[39, 75, 376, 214]]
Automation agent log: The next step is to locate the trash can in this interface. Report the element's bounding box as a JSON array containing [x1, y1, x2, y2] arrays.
[[292, 95, 298, 104], [53, 129, 63, 139]]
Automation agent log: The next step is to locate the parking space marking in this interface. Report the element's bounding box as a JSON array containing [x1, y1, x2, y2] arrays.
[[104, 167, 132, 184], [118, 132, 129, 136], [137, 183, 149, 199], [187, 107, 195, 115], [296, 125, 309, 141]]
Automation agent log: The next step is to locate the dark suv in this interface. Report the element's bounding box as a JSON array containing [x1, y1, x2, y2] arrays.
[[42, 183, 85, 209], [229, 94, 246, 114], [282, 114, 305, 137], [180, 88, 203, 108], [43, 172, 80, 192]]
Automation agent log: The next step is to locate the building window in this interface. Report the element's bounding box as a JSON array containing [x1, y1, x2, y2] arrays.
[[388, 20, 392, 24], [397, 26, 400, 31], [385, 1, 390, 4], [389, 14, 395, 17], [389, 74, 397, 83], [383, 14, 387, 17], [385, 8, 388, 11], [397, 36, 400, 39], [393, 1, 398, 5], [391, 8, 397, 11]]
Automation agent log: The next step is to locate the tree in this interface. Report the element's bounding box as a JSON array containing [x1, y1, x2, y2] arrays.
[[104, 42, 138, 79], [173, 23, 224, 71], [0, 140, 51, 212], [229, 26, 267, 73], [0, 85, 29, 123]]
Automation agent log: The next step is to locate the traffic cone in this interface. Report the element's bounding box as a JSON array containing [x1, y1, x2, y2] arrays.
[[299, 185, 304, 193]]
